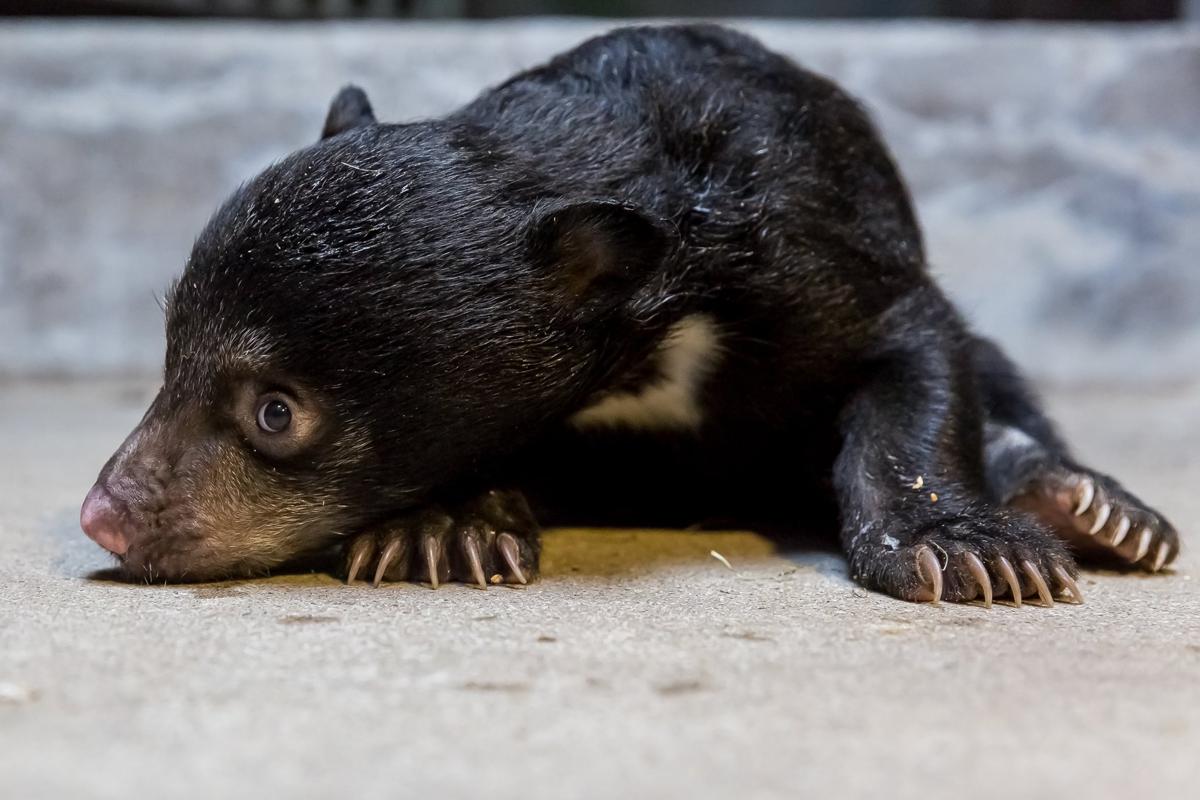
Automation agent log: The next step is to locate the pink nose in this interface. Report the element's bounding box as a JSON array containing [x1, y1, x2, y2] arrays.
[[80, 484, 130, 556]]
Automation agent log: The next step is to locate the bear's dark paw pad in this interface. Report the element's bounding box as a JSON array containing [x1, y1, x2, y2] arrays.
[[342, 490, 540, 588], [1011, 469, 1179, 573], [859, 516, 1082, 608]]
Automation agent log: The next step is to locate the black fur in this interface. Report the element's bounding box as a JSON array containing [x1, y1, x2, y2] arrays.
[[87, 24, 1178, 597]]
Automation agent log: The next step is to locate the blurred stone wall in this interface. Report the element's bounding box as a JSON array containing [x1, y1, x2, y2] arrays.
[[1, 20, 1197, 383]]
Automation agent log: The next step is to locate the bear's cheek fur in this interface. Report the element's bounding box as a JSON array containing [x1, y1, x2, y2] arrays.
[[99, 414, 350, 581]]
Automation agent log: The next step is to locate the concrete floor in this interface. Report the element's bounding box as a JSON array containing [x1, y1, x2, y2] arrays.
[[1, 379, 1198, 799]]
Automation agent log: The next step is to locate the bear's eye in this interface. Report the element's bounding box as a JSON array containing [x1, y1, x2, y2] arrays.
[[256, 398, 292, 434]]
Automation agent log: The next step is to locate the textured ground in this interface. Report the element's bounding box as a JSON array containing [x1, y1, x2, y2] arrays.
[[1, 378, 1197, 799]]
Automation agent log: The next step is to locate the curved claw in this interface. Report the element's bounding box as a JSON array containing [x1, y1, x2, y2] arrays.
[[995, 556, 1022, 608], [1133, 528, 1153, 562], [346, 536, 373, 584], [462, 535, 488, 590], [1152, 541, 1170, 572], [372, 537, 406, 587], [1074, 479, 1095, 516], [1088, 503, 1112, 535], [1109, 516, 1131, 547], [422, 535, 442, 590], [1050, 563, 1083, 604], [496, 532, 527, 585], [1021, 560, 1054, 607], [915, 546, 943, 604], [962, 551, 992, 609]]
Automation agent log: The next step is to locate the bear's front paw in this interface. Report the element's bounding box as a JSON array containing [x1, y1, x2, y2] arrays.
[[1010, 465, 1179, 573], [342, 489, 540, 588], [849, 509, 1082, 607]]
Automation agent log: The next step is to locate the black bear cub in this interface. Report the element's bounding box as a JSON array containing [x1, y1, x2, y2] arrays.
[[81, 25, 1178, 605]]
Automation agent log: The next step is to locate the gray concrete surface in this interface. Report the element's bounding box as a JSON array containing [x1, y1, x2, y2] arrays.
[[2, 20, 1199, 383], [1, 378, 1197, 799]]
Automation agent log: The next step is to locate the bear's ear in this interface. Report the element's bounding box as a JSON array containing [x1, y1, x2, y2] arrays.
[[320, 85, 377, 140], [526, 199, 676, 307]]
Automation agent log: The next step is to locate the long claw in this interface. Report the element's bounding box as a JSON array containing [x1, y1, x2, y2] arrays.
[[915, 546, 943, 604], [1021, 560, 1054, 607], [1074, 479, 1095, 516], [1133, 528, 1152, 562], [1051, 563, 1083, 604], [962, 551, 992, 609], [372, 537, 405, 587], [996, 556, 1022, 607], [1109, 516, 1131, 547], [1152, 541, 1170, 572], [463, 535, 488, 590], [1088, 502, 1112, 535], [497, 532, 527, 585], [423, 535, 441, 589], [346, 537, 373, 584]]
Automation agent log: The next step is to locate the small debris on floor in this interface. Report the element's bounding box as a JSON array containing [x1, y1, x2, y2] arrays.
[[0, 682, 38, 705], [720, 630, 773, 642], [655, 679, 707, 696], [460, 681, 529, 693]]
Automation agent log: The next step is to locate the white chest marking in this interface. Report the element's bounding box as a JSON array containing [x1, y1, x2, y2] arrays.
[[570, 314, 722, 432]]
